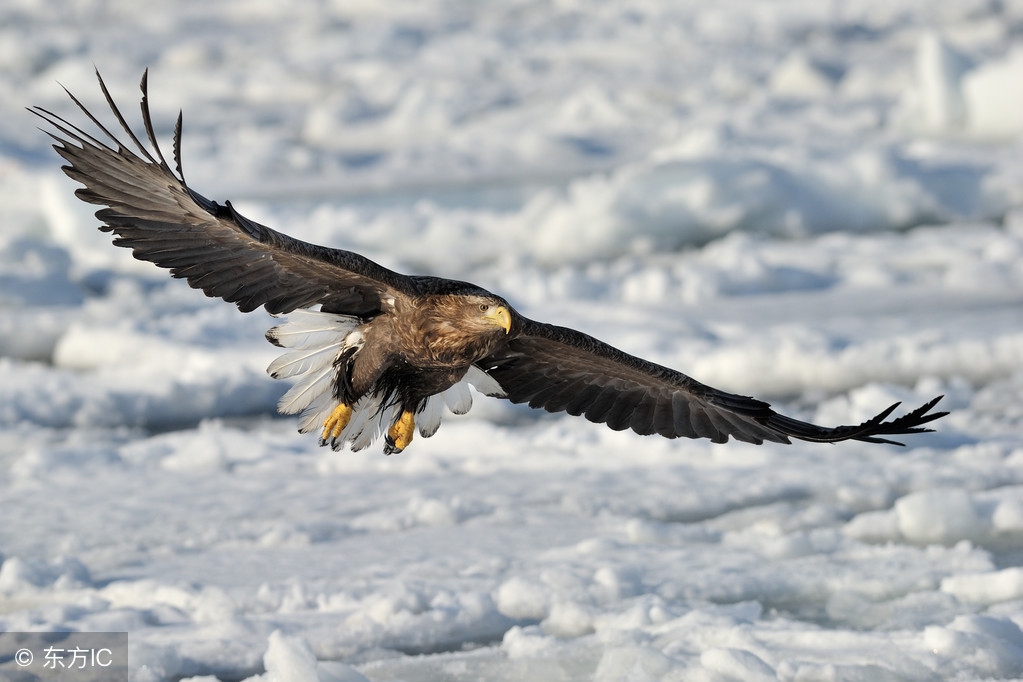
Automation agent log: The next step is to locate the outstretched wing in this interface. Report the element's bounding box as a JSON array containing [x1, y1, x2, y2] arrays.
[[31, 69, 413, 316], [479, 318, 946, 446]]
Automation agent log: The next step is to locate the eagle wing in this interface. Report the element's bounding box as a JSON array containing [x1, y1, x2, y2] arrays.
[[479, 318, 946, 446], [31, 69, 413, 316]]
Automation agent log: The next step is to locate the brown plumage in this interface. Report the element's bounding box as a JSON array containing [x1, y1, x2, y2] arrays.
[[31, 70, 947, 454]]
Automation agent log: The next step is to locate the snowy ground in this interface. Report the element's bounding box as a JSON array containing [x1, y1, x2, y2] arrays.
[[2, 1, 1023, 680]]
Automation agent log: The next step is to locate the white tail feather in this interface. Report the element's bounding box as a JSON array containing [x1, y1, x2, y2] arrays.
[[298, 393, 335, 434], [268, 311, 363, 416], [443, 381, 473, 415], [267, 343, 338, 380], [465, 365, 506, 397], [340, 394, 397, 452], [267, 309, 360, 349], [279, 364, 336, 415], [418, 395, 445, 437]]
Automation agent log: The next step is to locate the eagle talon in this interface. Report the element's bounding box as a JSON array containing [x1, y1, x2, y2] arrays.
[[321, 403, 353, 444], [384, 410, 416, 454]]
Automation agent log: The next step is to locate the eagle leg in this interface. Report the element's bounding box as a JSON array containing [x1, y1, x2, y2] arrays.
[[320, 403, 353, 445], [384, 410, 416, 455]]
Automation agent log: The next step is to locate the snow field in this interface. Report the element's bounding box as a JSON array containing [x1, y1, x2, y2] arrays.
[[1, 0, 1023, 680]]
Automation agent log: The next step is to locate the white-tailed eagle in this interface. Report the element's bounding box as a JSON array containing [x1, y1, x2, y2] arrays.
[[32, 71, 946, 454]]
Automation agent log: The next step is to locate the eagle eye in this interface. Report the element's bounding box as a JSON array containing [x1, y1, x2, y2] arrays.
[[479, 303, 490, 312]]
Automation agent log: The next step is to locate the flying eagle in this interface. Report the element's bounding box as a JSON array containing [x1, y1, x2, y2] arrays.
[[32, 71, 946, 454]]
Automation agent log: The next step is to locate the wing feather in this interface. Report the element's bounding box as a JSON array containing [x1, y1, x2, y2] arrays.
[[31, 69, 417, 316], [480, 317, 946, 446], [628, 394, 657, 436]]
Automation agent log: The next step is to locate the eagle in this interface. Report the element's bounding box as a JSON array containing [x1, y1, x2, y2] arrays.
[[32, 71, 946, 454]]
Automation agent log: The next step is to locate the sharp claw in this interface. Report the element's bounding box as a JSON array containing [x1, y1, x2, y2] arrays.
[[321, 403, 353, 444], [385, 410, 415, 454]]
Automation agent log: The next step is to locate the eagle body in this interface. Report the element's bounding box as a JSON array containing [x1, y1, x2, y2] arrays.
[[32, 71, 947, 454], [265, 288, 513, 452]]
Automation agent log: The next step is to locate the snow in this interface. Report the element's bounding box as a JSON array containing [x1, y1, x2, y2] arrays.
[[1, 0, 1023, 680], [963, 47, 1023, 137]]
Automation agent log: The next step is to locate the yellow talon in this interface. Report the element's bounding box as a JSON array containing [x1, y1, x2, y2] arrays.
[[385, 410, 416, 454], [321, 403, 353, 442]]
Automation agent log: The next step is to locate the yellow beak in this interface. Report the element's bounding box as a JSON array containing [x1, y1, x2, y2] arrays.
[[485, 305, 512, 334]]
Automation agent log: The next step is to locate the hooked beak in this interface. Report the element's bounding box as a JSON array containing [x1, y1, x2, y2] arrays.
[[486, 305, 512, 334]]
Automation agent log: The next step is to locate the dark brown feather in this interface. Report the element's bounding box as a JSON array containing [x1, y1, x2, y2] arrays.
[[479, 318, 947, 446], [31, 69, 416, 317]]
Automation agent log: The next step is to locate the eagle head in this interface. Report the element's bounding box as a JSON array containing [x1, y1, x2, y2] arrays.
[[477, 300, 512, 334]]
